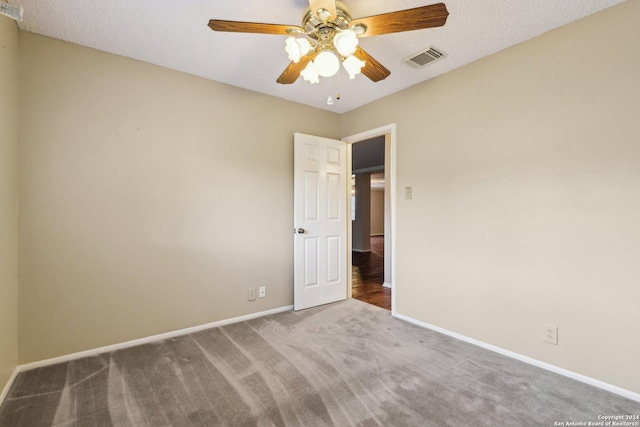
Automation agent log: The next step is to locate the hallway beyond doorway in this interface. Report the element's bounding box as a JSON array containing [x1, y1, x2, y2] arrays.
[[351, 236, 390, 310]]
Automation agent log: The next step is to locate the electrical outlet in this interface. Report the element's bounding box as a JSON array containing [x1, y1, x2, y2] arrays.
[[543, 324, 558, 345], [258, 286, 266, 298], [248, 288, 257, 301]]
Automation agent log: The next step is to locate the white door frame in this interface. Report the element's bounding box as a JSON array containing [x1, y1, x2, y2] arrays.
[[343, 124, 397, 316]]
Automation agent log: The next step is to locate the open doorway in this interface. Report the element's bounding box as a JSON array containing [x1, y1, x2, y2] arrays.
[[344, 124, 396, 314], [349, 136, 390, 310]]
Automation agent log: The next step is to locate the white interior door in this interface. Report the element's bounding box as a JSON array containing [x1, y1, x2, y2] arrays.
[[294, 133, 347, 310]]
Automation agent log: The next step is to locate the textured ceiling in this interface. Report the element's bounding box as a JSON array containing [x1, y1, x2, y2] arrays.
[[10, 0, 625, 113]]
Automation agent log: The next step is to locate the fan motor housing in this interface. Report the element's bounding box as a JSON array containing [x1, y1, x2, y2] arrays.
[[303, 1, 352, 38]]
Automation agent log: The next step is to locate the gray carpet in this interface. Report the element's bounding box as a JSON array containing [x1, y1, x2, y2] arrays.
[[0, 299, 637, 426]]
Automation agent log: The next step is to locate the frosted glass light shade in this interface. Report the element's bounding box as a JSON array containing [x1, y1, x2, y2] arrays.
[[333, 29, 358, 57], [285, 37, 311, 63], [298, 38, 311, 55], [314, 50, 340, 77], [300, 61, 319, 84], [343, 55, 365, 79]]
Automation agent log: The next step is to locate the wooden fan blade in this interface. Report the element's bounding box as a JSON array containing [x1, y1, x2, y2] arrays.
[[350, 3, 449, 38], [277, 52, 319, 85], [208, 20, 304, 36], [308, 0, 337, 21], [354, 46, 390, 82]]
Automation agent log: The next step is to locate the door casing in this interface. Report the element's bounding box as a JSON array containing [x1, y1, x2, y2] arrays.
[[343, 124, 397, 316]]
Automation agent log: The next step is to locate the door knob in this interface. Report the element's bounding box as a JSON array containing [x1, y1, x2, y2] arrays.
[[296, 228, 306, 234]]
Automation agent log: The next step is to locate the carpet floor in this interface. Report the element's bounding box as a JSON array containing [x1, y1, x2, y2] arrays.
[[0, 299, 637, 426]]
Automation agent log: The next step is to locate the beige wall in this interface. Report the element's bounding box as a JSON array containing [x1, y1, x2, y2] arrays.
[[352, 173, 371, 251], [370, 189, 385, 236], [340, 1, 640, 394], [11, 0, 640, 397], [0, 17, 20, 390], [18, 32, 340, 363]]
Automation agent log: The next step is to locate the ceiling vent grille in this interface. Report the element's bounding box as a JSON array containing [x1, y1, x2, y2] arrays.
[[405, 46, 447, 68]]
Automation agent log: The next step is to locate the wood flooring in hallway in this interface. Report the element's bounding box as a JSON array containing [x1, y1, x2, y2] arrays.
[[352, 235, 391, 310]]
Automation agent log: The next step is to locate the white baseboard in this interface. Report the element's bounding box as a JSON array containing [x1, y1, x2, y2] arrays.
[[382, 282, 392, 288], [8, 306, 636, 406], [17, 305, 293, 374], [393, 312, 640, 403], [0, 367, 20, 406]]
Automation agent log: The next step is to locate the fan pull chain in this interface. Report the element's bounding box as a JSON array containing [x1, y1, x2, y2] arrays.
[[327, 69, 340, 105]]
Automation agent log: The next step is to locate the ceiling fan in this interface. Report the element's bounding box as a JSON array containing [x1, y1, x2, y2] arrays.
[[208, 1, 449, 85]]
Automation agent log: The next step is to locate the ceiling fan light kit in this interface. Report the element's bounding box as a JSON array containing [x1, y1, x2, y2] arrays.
[[314, 50, 341, 77], [284, 3, 365, 83], [208, 0, 449, 94], [285, 37, 311, 63], [301, 61, 320, 84], [333, 29, 358, 56], [343, 54, 366, 79]]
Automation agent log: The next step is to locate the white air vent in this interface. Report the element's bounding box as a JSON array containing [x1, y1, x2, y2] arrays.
[[405, 46, 446, 68], [0, 2, 23, 21]]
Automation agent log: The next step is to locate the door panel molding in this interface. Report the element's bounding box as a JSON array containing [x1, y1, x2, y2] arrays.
[[294, 133, 348, 310]]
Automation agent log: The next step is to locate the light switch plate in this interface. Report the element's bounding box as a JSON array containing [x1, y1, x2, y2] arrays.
[[405, 187, 412, 200]]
